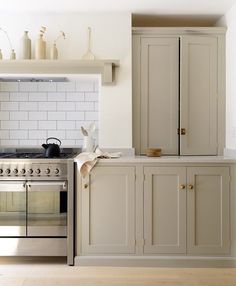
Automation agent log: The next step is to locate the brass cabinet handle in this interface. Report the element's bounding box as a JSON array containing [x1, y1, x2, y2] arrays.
[[188, 184, 194, 190], [181, 128, 186, 135], [84, 184, 88, 189], [179, 184, 186, 190]]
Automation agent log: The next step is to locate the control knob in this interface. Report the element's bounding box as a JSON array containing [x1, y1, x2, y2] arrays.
[[13, 169, 18, 174], [35, 168, 41, 175], [54, 168, 60, 175], [21, 169, 26, 175], [28, 169, 33, 175], [0, 169, 3, 174], [5, 169, 10, 175], [45, 168, 50, 175]]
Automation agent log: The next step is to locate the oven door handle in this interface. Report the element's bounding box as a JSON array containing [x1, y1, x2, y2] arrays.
[[26, 181, 67, 191], [0, 181, 27, 192]]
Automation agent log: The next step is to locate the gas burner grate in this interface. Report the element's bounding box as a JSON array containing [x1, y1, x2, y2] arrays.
[[0, 152, 76, 159]]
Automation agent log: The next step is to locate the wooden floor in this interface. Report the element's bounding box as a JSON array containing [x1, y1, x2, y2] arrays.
[[0, 259, 236, 286]]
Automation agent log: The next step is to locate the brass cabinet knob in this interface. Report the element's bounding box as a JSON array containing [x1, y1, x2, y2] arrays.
[[188, 184, 194, 190], [180, 184, 186, 190], [84, 184, 88, 189]]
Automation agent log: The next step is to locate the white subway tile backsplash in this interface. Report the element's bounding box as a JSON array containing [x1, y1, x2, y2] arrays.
[[61, 139, 76, 146], [39, 121, 56, 130], [38, 102, 57, 111], [85, 111, 99, 121], [0, 92, 10, 101], [76, 102, 94, 111], [48, 112, 66, 120], [0, 130, 9, 139], [1, 140, 18, 146], [10, 130, 28, 139], [66, 112, 84, 120], [57, 121, 76, 130], [47, 130, 65, 139], [48, 92, 66, 101], [19, 102, 38, 111], [0, 82, 19, 92], [66, 130, 82, 140], [57, 82, 76, 92], [66, 92, 84, 101], [57, 102, 75, 111], [19, 139, 38, 145], [19, 82, 38, 92], [20, 121, 38, 129], [1, 121, 19, 129], [10, 92, 28, 102], [0, 112, 9, 120], [10, 111, 28, 120], [37, 82, 56, 92], [29, 112, 47, 120], [76, 81, 94, 92], [0, 79, 99, 147], [29, 130, 47, 139], [85, 92, 98, 101], [29, 92, 47, 102], [1, 102, 18, 111]]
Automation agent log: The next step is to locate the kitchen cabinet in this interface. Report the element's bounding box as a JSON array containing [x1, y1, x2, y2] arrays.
[[143, 166, 230, 255], [80, 166, 135, 254], [144, 167, 186, 254], [133, 27, 226, 155], [187, 167, 230, 254]]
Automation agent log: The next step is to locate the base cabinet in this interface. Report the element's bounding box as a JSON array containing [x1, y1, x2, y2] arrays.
[[144, 167, 186, 254], [187, 167, 230, 254], [78, 164, 230, 258], [81, 166, 135, 254], [144, 166, 230, 255]]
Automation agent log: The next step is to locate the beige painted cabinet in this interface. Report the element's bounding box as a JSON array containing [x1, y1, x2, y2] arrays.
[[80, 166, 136, 254], [144, 167, 186, 254], [143, 166, 230, 255], [187, 167, 230, 254], [133, 28, 226, 156]]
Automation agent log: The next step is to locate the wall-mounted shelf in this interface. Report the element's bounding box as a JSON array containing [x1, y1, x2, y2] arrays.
[[0, 59, 119, 85]]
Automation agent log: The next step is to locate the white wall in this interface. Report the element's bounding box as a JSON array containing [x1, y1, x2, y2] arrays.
[[217, 5, 236, 150], [0, 12, 132, 148]]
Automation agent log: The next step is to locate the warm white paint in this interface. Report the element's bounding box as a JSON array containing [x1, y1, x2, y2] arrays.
[[0, 12, 132, 148], [1, 0, 236, 14], [217, 4, 236, 150]]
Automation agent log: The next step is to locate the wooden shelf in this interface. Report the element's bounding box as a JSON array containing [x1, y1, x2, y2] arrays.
[[0, 59, 119, 85]]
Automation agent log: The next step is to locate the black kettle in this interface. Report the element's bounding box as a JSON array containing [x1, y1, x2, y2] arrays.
[[42, 137, 61, 158]]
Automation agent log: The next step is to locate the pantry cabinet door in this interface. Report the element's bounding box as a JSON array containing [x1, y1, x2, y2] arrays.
[[180, 36, 218, 155], [81, 166, 135, 254], [140, 37, 179, 155], [144, 167, 186, 254], [187, 167, 230, 254]]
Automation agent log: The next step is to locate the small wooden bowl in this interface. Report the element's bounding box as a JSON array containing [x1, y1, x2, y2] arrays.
[[146, 148, 162, 157]]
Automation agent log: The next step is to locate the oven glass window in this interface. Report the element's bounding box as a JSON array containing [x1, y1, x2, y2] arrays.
[[0, 182, 26, 236], [27, 181, 67, 237]]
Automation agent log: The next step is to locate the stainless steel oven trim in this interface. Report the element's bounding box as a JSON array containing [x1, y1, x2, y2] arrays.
[[26, 181, 67, 191], [0, 181, 26, 192]]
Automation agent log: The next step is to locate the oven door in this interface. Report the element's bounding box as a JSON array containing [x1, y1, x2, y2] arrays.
[[26, 181, 67, 237], [0, 181, 26, 236]]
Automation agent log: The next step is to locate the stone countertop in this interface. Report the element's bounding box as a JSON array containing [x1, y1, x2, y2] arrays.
[[74, 155, 236, 164]]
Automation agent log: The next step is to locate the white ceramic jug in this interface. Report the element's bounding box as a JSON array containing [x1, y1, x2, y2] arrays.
[[81, 123, 96, 152]]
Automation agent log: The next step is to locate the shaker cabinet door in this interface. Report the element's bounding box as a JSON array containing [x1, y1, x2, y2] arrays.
[[180, 36, 218, 155], [81, 166, 136, 254], [143, 167, 186, 254], [187, 167, 230, 254], [140, 37, 179, 155]]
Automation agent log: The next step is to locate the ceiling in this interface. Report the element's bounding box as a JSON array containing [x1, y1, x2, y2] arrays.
[[2, 0, 236, 15]]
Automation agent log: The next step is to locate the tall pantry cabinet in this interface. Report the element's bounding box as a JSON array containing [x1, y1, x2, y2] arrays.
[[132, 27, 226, 155]]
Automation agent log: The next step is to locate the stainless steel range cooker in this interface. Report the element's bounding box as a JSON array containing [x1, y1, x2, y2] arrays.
[[0, 149, 78, 265]]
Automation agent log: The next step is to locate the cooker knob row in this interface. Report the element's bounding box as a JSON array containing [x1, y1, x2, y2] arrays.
[[0, 167, 60, 175]]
